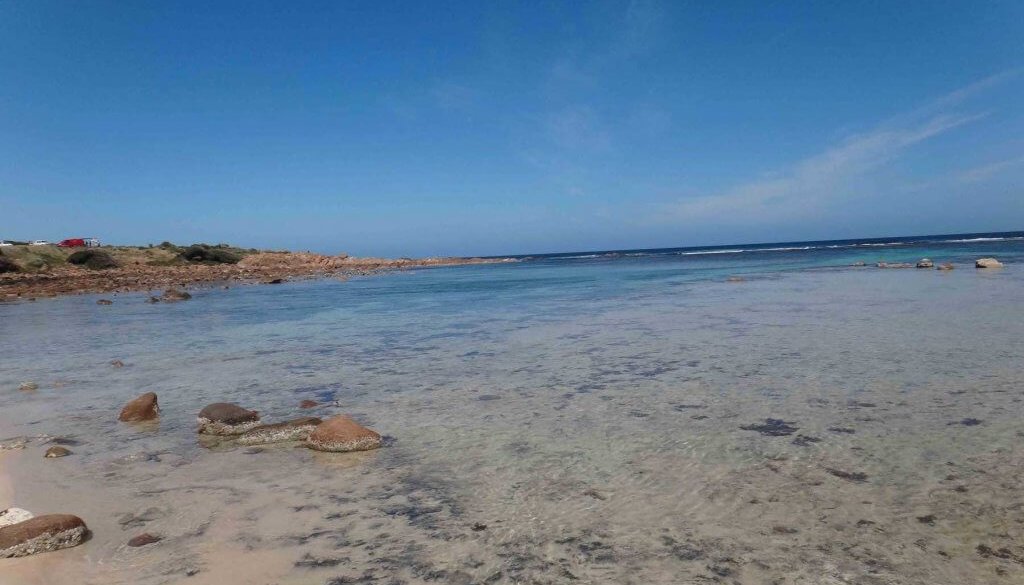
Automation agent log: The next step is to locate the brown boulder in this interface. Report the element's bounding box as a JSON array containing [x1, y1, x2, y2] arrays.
[[127, 533, 161, 547], [119, 392, 160, 422], [197, 403, 260, 435], [306, 415, 382, 453], [237, 417, 322, 445], [111, 359, 125, 368], [0, 514, 87, 558]]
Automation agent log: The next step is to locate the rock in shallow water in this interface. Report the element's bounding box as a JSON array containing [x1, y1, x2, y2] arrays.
[[975, 257, 1003, 268], [197, 403, 260, 435], [299, 399, 319, 409], [0, 508, 34, 528], [0, 514, 87, 558], [916, 258, 933, 268], [237, 417, 322, 445], [306, 415, 382, 452], [161, 288, 192, 301], [44, 446, 71, 458], [119, 392, 160, 422], [127, 533, 161, 547]]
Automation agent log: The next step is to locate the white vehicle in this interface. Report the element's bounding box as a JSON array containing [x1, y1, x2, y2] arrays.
[[0, 240, 12, 246], [29, 240, 51, 246]]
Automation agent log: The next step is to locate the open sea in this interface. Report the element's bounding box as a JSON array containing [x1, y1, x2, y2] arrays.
[[1, 231, 1023, 585]]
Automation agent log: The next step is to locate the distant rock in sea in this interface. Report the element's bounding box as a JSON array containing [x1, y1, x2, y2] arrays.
[[306, 415, 382, 452], [197, 403, 260, 435], [916, 259, 933, 268], [975, 257, 1003, 268], [160, 288, 192, 302], [936, 262, 954, 271]]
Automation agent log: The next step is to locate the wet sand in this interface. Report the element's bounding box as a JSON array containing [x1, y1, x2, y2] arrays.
[[1, 265, 1022, 584]]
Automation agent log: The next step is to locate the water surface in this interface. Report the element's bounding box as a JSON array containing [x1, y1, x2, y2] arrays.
[[1, 234, 1023, 584]]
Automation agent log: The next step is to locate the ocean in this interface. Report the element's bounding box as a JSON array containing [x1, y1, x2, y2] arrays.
[[1, 231, 1023, 584]]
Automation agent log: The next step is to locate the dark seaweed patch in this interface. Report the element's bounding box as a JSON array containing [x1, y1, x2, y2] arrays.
[[740, 418, 798, 436], [791, 435, 821, 447], [825, 468, 868, 482]]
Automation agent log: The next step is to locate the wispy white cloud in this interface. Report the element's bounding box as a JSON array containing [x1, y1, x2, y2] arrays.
[[655, 70, 1021, 226], [955, 155, 1024, 183]]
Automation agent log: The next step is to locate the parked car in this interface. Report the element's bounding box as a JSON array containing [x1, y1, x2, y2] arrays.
[[0, 240, 12, 247], [58, 238, 86, 248], [29, 240, 51, 246]]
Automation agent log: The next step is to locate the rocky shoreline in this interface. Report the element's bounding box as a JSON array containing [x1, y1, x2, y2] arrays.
[[0, 249, 508, 301]]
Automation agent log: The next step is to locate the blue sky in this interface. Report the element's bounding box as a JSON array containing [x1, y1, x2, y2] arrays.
[[1, 1, 1022, 256]]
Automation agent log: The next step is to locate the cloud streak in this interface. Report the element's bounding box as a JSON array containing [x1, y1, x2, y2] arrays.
[[656, 70, 1020, 226]]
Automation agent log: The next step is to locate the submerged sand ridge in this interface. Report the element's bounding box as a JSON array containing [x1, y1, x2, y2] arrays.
[[0, 264, 1022, 584]]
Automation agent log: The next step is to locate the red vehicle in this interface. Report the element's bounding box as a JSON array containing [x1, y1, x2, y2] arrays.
[[57, 238, 100, 248]]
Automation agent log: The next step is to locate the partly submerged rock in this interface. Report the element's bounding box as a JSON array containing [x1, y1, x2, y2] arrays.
[[44, 446, 71, 458], [18, 381, 38, 392], [127, 533, 161, 547], [877, 262, 913, 269], [0, 514, 87, 558], [161, 288, 192, 302], [299, 399, 319, 409], [0, 508, 34, 528], [976, 257, 1003, 268], [96, 299, 113, 305], [197, 403, 260, 435], [936, 262, 954, 271], [110, 359, 125, 368], [916, 258, 933, 268], [119, 392, 160, 422], [726, 276, 745, 283], [851, 261, 866, 267], [237, 417, 322, 445], [306, 415, 382, 453]]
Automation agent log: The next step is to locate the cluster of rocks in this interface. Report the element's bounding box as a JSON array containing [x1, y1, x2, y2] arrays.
[[857, 257, 1003, 271], [1, 390, 382, 558], [194, 401, 382, 452]]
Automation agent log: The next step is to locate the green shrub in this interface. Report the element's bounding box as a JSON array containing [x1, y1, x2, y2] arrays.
[[0, 254, 18, 273], [177, 244, 241, 264], [67, 249, 118, 270]]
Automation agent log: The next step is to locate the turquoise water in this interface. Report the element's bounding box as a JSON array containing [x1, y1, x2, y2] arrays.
[[1, 233, 1023, 585]]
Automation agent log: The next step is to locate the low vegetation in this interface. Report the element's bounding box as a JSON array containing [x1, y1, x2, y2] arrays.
[[177, 244, 243, 264], [67, 249, 118, 270], [0, 242, 260, 273], [0, 253, 19, 273]]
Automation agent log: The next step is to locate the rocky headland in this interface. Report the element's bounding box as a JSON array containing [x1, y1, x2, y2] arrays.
[[0, 242, 507, 300]]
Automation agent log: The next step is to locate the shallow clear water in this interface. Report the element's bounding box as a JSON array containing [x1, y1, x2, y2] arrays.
[[1, 236, 1023, 584]]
